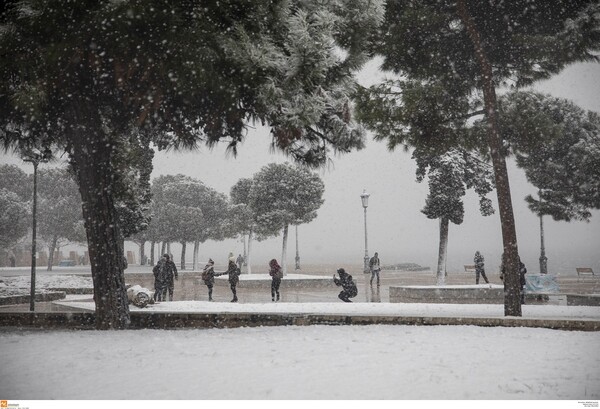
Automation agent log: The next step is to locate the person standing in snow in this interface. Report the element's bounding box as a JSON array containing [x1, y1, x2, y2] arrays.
[[500, 254, 528, 304], [333, 268, 358, 302], [236, 254, 244, 271], [224, 256, 241, 302], [201, 258, 217, 301], [152, 255, 168, 302], [268, 258, 283, 301], [474, 251, 489, 284], [162, 254, 178, 301], [519, 259, 528, 305], [369, 252, 381, 286]]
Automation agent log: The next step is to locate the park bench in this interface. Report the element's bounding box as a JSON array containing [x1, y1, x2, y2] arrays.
[[576, 267, 595, 282], [464, 265, 476, 273]]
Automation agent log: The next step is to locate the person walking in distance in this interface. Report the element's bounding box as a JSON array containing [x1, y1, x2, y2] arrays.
[[162, 254, 178, 301], [474, 251, 490, 284], [369, 252, 381, 286], [333, 268, 358, 302], [236, 254, 244, 271], [268, 259, 283, 301], [201, 258, 217, 301]]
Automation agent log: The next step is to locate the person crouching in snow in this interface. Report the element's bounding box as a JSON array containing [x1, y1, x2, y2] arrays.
[[333, 268, 358, 302], [268, 258, 283, 301], [201, 258, 217, 301]]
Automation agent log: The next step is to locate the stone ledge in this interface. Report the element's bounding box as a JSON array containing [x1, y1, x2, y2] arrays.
[[390, 285, 504, 304], [0, 291, 66, 306], [0, 311, 598, 331]]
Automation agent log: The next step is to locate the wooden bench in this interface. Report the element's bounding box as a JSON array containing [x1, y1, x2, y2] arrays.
[[576, 267, 595, 282], [464, 265, 476, 273]]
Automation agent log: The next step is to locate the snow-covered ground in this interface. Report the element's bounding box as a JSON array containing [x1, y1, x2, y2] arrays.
[[55, 298, 600, 321], [2, 274, 599, 402], [0, 274, 93, 290], [0, 324, 598, 400]]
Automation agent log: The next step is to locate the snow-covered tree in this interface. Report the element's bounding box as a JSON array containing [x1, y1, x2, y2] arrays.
[[0, 164, 31, 201], [230, 177, 280, 274], [492, 91, 600, 273], [149, 175, 231, 270], [356, 0, 600, 316], [414, 149, 494, 285], [249, 163, 325, 274], [0, 188, 30, 255], [0, 0, 383, 328], [37, 168, 84, 270]]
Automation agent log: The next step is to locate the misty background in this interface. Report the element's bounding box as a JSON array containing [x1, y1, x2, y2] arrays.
[[2, 60, 599, 274]]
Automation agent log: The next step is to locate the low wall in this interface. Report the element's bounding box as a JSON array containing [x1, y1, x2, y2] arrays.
[[0, 311, 598, 331], [390, 285, 505, 304], [0, 291, 66, 306]]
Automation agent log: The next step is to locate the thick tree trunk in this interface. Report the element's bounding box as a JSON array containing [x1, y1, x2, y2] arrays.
[[139, 240, 146, 266], [68, 105, 130, 329], [457, 0, 522, 317], [193, 240, 199, 271], [247, 230, 253, 274], [281, 224, 289, 275], [150, 240, 156, 265], [166, 242, 171, 257], [47, 235, 58, 271], [436, 218, 449, 286], [161, 241, 166, 255], [180, 241, 186, 270], [242, 235, 247, 267]]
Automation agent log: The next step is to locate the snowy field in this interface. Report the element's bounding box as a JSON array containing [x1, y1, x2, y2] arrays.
[[0, 325, 599, 400]]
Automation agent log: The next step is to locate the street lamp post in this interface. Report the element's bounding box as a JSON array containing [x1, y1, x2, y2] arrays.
[[22, 148, 51, 312], [360, 190, 370, 274]]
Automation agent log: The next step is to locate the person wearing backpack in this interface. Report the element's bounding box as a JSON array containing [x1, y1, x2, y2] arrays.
[[268, 258, 283, 301], [201, 258, 217, 301], [333, 268, 358, 302]]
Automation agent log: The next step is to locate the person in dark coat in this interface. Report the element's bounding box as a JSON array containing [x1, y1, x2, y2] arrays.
[[268, 258, 283, 302], [236, 254, 244, 270], [499, 254, 527, 304], [201, 258, 217, 301], [519, 259, 527, 305], [333, 268, 358, 302], [152, 255, 168, 302], [224, 257, 241, 302], [162, 254, 178, 301], [369, 252, 381, 286], [474, 251, 489, 284]]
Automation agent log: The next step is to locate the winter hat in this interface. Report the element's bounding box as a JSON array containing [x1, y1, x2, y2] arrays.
[[337, 268, 346, 275], [208, 258, 214, 264], [163, 254, 170, 260]]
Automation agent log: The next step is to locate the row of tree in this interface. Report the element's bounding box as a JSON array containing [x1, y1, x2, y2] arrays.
[[0, 165, 84, 269], [132, 163, 324, 275], [1, 0, 598, 327], [0, 161, 326, 277]]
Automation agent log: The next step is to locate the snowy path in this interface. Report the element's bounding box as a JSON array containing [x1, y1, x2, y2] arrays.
[[0, 325, 598, 400]]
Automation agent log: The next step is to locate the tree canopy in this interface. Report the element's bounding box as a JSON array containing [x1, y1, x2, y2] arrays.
[[0, 0, 383, 328]]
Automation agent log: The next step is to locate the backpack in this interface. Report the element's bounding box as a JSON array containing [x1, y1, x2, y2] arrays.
[[276, 268, 283, 279], [201, 271, 209, 281]]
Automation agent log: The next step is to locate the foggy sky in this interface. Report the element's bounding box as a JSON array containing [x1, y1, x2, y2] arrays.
[[2, 62, 599, 274]]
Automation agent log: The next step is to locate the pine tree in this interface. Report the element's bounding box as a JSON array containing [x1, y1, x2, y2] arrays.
[[414, 149, 494, 285], [0, 0, 383, 328], [356, 0, 600, 316], [249, 163, 325, 274]]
